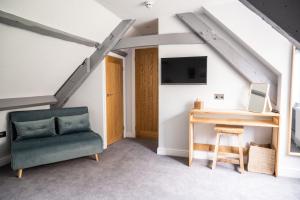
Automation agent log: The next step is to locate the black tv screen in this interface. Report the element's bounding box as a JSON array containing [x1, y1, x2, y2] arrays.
[[161, 56, 207, 84]]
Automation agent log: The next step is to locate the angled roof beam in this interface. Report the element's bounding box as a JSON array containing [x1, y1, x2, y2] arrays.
[[0, 9, 99, 47], [239, 0, 300, 49], [52, 19, 135, 108], [177, 9, 279, 104], [111, 49, 128, 57], [88, 20, 135, 71], [0, 10, 129, 56], [113, 33, 205, 50], [0, 95, 57, 111]]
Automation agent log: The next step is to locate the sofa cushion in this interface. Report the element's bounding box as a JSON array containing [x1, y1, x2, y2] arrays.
[[9, 107, 89, 141], [11, 131, 103, 170], [14, 117, 56, 141], [57, 113, 90, 135]]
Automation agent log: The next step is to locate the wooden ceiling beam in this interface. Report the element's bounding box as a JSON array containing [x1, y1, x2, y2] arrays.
[[52, 19, 135, 108], [177, 9, 279, 104], [0, 9, 99, 47], [0, 96, 57, 111]]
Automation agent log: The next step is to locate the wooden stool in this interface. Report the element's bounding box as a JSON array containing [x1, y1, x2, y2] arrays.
[[212, 124, 245, 173]]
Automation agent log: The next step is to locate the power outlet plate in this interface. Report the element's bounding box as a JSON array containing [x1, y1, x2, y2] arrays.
[[214, 94, 224, 100], [0, 131, 6, 138]]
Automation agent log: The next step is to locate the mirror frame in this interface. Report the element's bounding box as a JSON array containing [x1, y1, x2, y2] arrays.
[[248, 83, 271, 113], [287, 46, 300, 156]]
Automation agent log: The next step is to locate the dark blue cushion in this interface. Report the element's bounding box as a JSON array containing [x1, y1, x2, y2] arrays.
[[14, 117, 56, 141], [57, 113, 90, 135]]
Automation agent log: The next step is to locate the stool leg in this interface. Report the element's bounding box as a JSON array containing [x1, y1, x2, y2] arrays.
[[212, 133, 221, 170], [238, 134, 245, 173]]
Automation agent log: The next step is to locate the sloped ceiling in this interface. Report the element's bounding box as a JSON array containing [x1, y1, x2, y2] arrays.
[[240, 0, 300, 48], [0, 0, 121, 99], [96, 0, 235, 35]]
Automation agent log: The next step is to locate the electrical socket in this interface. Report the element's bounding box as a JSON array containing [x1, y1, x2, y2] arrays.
[[0, 131, 6, 138], [214, 94, 224, 100]]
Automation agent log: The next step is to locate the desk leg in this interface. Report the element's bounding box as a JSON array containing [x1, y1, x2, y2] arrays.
[[272, 127, 279, 177], [189, 120, 194, 167]]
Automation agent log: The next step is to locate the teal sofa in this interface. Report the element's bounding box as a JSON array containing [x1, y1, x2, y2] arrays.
[[8, 107, 103, 178]]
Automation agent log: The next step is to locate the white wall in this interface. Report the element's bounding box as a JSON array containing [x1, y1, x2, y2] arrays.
[[285, 48, 300, 176], [65, 52, 126, 149], [206, 1, 300, 178], [124, 49, 134, 137], [0, 0, 120, 98], [64, 62, 105, 144], [0, 0, 121, 165], [157, 1, 300, 177], [124, 28, 142, 138], [157, 18, 272, 158], [294, 50, 300, 102]]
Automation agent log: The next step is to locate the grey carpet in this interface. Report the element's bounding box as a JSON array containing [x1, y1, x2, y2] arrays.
[[0, 139, 300, 200]]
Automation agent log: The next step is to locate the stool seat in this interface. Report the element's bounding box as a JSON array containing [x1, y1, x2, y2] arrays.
[[214, 125, 244, 134], [212, 124, 245, 173]]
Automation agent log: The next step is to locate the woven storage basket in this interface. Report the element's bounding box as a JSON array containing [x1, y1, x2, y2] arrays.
[[248, 145, 275, 175]]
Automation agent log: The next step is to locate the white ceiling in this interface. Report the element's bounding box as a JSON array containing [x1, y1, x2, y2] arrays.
[[96, 0, 235, 35]]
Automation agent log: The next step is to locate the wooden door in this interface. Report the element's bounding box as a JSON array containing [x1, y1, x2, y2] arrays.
[[135, 48, 158, 139], [106, 56, 124, 145]]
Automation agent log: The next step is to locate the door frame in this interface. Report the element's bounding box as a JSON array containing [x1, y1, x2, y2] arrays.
[[103, 53, 126, 149], [132, 47, 159, 139]]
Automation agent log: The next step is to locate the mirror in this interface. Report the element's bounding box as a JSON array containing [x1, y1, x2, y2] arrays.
[[289, 46, 300, 155], [248, 83, 271, 113]]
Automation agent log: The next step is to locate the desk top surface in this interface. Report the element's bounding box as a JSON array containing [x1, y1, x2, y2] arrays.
[[191, 108, 280, 117]]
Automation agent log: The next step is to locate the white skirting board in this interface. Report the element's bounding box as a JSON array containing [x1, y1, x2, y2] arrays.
[[0, 154, 10, 167], [157, 147, 300, 178], [157, 147, 188, 158], [157, 147, 213, 160], [278, 167, 300, 178], [125, 132, 135, 138]]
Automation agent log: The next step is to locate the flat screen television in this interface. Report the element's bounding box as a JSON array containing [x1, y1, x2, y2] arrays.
[[161, 56, 207, 85]]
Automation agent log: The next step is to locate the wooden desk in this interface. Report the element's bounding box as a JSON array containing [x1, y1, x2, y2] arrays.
[[188, 109, 280, 176]]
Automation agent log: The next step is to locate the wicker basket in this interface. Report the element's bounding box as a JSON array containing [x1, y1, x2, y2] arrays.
[[248, 144, 275, 175]]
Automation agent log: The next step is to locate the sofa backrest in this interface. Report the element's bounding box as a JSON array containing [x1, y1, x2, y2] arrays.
[[8, 107, 88, 141]]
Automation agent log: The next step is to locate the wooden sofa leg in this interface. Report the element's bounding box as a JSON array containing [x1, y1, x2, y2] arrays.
[[95, 154, 100, 162], [17, 169, 23, 178]]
